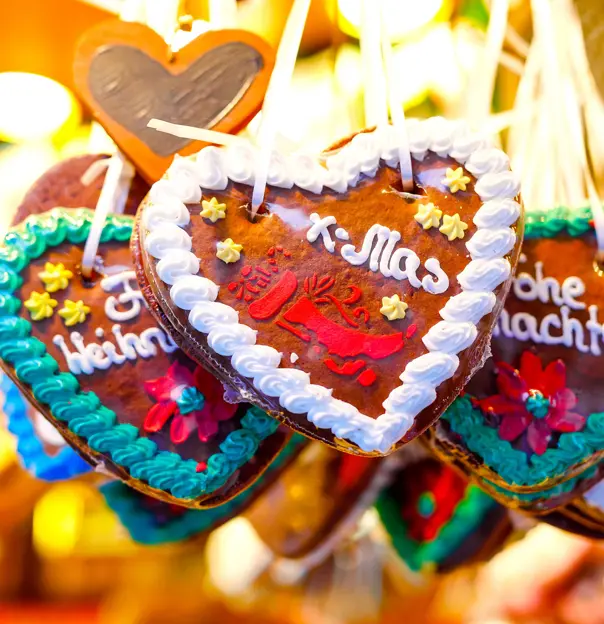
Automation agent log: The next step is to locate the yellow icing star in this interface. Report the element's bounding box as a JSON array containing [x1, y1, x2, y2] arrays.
[[58, 300, 91, 327], [216, 238, 243, 264], [380, 295, 408, 321], [39, 262, 73, 292], [439, 213, 469, 241], [442, 167, 471, 193], [414, 202, 443, 230], [200, 197, 227, 223], [24, 291, 57, 321]]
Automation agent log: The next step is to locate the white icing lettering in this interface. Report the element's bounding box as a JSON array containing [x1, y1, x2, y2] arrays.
[[101, 270, 146, 322], [53, 324, 178, 376], [307, 214, 451, 294], [307, 213, 336, 253]]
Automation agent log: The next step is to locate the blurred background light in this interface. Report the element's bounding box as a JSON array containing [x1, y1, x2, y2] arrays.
[[0, 72, 81, 144], [337, 0, 451, 41]]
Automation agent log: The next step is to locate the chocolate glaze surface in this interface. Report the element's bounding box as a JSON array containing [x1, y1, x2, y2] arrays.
[[137, 143, 522, 454], [13, 154, 149, 225]]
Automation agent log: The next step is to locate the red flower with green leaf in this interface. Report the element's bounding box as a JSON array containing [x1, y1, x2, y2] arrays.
[[477, 351, 585, 455], [143, 362, 237, 444]]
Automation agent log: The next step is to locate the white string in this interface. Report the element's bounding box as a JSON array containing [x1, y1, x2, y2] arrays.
[[379, 0, 413, 191], [147, 119, 250, 147], [81, 0, 175, 272], [250, 0, 312, 215], [81, 153, 128, 277], [469, 0, 510, 124], [359, 0, 388, 128]]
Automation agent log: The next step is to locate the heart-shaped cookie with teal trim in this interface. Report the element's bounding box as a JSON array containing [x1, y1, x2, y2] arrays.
[[376, 452, 511, 573], [136, 118, 523, 456], [430, 207, 604, 495], [0, 208, 292, 508], [101, 434, 304, 545]]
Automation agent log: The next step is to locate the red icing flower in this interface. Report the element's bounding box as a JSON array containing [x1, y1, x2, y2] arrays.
[[478, 351, 585, 455], [143, 362, 237, 444], [399, 459, 468, 542]]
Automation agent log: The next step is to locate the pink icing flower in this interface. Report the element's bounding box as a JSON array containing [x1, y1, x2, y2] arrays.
[[143, 362, 237, 444], [478, 351, 585, 455]]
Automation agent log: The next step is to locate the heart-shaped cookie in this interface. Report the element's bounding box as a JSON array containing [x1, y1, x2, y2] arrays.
[[375, 453, 511, 573], [2, 373, 91, 481], [101, 434, 304, 545], [137, 118, 523, 455], [12, 154, 149, 225], [0, 208, 292, 508], [74, 20, 274, 183], [246, 443, 393, 560], [430, 207, 604, 492]]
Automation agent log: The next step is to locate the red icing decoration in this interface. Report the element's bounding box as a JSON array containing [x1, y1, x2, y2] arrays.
[[477, 351, 585, 456], [248, 270, 298, 320], [284, 297, 404, 359], [324, 358, 366, 376], [357, 369, 377, 387], [336, 454, 373, 490], [400, 460, 468, 542], [276, 319, 311, 342], [144, 362, 237, 445], [196, 461, 208, 473], [406, 324, 418, 339]]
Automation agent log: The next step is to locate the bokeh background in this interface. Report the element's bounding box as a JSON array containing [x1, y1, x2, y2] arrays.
[[0, 1, 603, 623]]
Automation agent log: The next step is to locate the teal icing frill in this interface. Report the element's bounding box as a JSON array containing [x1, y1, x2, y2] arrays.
[[524, 205, 593, 239], [443, 396, 604, 488], [0, 208, 280, 501], [481, 463, 601, 505], [100, 435, 304, 545]]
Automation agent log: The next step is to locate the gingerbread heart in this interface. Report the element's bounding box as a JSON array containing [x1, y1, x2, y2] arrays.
[[430, 207, 604, 493], [137, 118, 523, 456], [74, 21, 274, 183], [101, 434, 304, 545], [12, 154, 149, 226], [375, 453, 511, 573], [2, 373, 91, 481], [0, 209, 292, 508], [246, 443, 393, 560]]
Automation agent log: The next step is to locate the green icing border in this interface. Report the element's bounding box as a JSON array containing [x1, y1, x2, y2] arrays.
[[524, 205, 593, 239], [100, 435, 304, 545], [441, 206, 603, 489], [375, 483, 497, 572], [481, 463, 601, 504], [0, 208, 280, 501], [443, 397, 604, 487]]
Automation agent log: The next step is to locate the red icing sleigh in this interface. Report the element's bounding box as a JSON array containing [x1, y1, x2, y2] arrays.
[[228, 247, 416, 387]]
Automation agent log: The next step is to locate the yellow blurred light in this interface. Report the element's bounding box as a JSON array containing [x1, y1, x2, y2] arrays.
[[337, 0, 449, 41], [0, 73, 81, 144], [0, 429, 16, 472], [33, 483, 85, 558]]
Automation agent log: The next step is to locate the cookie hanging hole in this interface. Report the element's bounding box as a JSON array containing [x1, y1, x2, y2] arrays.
[[245, 201, 268, 223]]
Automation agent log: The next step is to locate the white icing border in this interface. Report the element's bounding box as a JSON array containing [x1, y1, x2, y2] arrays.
[[142, 118, 521, 453]]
